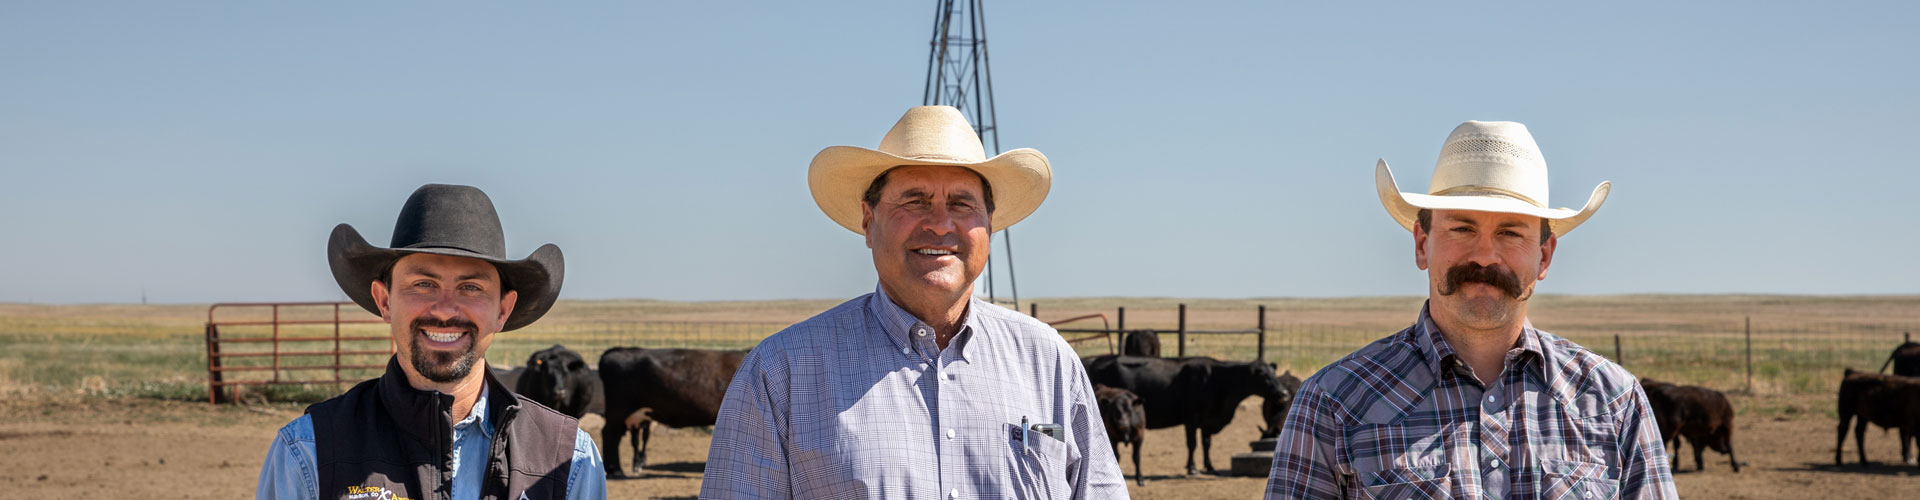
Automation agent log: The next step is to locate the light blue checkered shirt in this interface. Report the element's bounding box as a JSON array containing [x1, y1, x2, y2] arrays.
[[1264, 304, 1676, 499], [700, 285, 1128, 499]]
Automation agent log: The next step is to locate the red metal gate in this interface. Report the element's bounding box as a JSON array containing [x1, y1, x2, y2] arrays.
[[204, 302, 392, 404]]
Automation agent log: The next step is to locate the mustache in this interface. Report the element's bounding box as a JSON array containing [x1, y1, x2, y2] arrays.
[[410, 316, 479, 334], [1436, 263, 1526, 299]]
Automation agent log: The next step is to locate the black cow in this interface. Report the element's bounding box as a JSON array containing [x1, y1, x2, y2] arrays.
[[1640, 378, 1739, 472], [1083, 354, 1288, 475], [1836, 367, 1920, 467], [1257, 370, 1302, 440], [1880, 340, 1920, 377], [1122, 330, 1161, 357], [598, 347, 746, 477], [1093, 384, 1146, 486], [515, 345, 602, 419]]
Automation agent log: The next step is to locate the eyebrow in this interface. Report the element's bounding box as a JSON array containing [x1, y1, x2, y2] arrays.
[[1445, 214, 1534, 231], [398, 267, 493, 283]]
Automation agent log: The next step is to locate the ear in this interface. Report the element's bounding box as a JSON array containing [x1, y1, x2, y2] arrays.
[[1536, 232, 1558, 281], [1413, 221, 1431, 271], [861, 202, 876, 249], [370, 280, 392, 323], [496, 289, 519, 330]]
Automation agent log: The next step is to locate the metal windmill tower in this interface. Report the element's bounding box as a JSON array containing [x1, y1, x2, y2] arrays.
[[922, 0, 1021, 310]]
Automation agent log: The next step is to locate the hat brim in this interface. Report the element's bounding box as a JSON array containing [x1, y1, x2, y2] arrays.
[[1376, 159, 1610, 237], [808, 146, 1051, 235], [327, 224, 564, 332]]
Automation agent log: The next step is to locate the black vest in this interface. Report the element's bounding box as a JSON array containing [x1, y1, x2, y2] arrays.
[[307, 358, 579, 500]]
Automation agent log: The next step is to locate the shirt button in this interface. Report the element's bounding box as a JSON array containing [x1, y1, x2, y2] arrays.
[[1488, 394, 1497, 403], [949, 488, 959, 499], [916, 326, 929, 337], [946, 428, 955, 439], [902, 347, 910, 354], [920, 363, 928, 370]]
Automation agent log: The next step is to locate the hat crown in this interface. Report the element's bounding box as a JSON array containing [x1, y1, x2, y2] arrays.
[[391, 184, 507, 258], [1428, 121, 1550, 207], [875, 106, 988, 164]]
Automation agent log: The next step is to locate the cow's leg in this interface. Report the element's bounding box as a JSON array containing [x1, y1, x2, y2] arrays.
[[1132, 437, 1144, 486], [637, 419, 654, 473], [1184, 425, 1198, 476], [1901, 427, 1913, 466], [1202, 430, 1217, 474], [1856, 419, 1871, 466], [1722, 426, 1740, 473], [1689, 434, 1706, 472], [601, 411, 628, 478], [1836, 412, 1852, 466], [1669, 434, 1681, 471]]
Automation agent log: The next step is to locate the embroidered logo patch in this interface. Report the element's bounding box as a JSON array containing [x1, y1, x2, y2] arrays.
[[344, 485, 415, 500]]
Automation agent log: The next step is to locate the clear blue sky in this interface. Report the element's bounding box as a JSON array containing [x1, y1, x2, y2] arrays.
[[3, 1, 1915, 304]]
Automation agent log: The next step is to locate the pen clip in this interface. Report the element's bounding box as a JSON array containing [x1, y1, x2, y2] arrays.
[[1020, 416, 1030, 454]]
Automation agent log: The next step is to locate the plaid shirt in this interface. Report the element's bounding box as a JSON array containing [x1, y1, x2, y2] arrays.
[[1265, 304, 1676, 500], [700, 285, 1128, 499]]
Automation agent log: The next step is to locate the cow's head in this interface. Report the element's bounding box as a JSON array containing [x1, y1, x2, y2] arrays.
[[1257, 369, 1301, 439], [524, 344, 586, 403]]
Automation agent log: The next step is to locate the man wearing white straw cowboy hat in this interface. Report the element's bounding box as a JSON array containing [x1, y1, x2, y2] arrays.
[[701, 106, 1127, 499], [256, 184, 606, 500], [1265, 122, 1676, 499]]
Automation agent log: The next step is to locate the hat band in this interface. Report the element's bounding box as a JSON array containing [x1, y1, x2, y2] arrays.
[[1429, 185, 1543, 207], [896, 153, 981, 163]]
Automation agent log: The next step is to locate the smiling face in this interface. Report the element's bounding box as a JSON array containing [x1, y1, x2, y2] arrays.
[[861, 165, 993, 313], [1415, 209, 1557, 332], [370, 252, 518, 385]]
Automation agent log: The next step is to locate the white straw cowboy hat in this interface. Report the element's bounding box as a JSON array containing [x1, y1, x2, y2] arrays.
[[809, 106, 1051, 235], [1376, 120, 1611, 236]]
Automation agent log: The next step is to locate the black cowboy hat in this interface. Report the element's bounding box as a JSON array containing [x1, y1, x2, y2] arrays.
[[327, 184, 564, 332]]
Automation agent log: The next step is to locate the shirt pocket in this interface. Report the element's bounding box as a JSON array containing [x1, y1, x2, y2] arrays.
[[1539, 458, 1620, 500], [1359, 465, 1452, 500], [1007, 423, 1071, 500]]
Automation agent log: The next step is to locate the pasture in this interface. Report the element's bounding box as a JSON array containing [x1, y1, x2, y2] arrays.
[[1, 295, 1917, 499]]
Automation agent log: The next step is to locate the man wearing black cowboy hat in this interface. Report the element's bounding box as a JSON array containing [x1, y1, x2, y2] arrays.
[[255, 184, 606, 500]]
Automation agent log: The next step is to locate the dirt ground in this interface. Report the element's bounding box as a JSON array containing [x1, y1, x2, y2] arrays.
[[4, 393, 1919, 499]]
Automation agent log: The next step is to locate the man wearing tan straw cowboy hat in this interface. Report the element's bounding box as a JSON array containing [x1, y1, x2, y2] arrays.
[[255, 184, 606, 500], [1264, 122, 1676, 499], [701, 106, 1127, 499]]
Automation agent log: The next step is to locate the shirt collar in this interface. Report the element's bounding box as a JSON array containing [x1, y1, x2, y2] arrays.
[[1410, 301, 1546, 379], [454, 384, 491, 436], [870, 284, 980, 361]]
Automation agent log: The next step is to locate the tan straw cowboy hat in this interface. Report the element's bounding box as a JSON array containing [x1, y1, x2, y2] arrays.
[[1376, 120, 1611, 236], [809, 106, 1051, 235]]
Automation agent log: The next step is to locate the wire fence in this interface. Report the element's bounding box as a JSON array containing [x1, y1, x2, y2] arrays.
[[211, 296, 1917, 398]]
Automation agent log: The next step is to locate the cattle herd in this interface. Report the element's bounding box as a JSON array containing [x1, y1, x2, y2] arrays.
[[493, 336, 1920, 480]]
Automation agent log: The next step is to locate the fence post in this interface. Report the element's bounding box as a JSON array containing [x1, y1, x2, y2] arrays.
[[1177, 304, 1188, 358], [1614, 334, 1623, 366], [1257, 305, 1267, 362], [1745, 316, 1753, 394], [1029, 303, 1037, 319], [1117, 306, 1126, 354]]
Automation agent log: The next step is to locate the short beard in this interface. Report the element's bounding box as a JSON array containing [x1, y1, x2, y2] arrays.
[[408, 317, 480, 383]]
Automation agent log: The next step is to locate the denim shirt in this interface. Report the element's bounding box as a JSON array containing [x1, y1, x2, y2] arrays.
[[254, 386, 607, 500]]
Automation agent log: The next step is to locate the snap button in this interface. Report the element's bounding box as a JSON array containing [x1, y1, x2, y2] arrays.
[[946, 428, 955, 439], [949, 488, 959, 499], [1488, 394, 1497, 403], [902, 347, 910, 354], [920, 363, 928, 370]]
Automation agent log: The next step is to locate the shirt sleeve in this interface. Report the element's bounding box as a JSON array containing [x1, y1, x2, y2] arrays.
[[1615, 384, 1679, 499], [255, 415, 319, 500], [1265, 386, 1349, 500], [566, 428, 608, 500], [699, 348, 792, 499], [1065, 372, 1129, 498]]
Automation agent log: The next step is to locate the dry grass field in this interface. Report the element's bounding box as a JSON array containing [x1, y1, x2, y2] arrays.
[[1, 295, 1917, 498]]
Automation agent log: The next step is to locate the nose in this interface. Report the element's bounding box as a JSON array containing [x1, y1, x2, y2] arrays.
[[425, 288, 462, 320], [919, 203, 958, 236], [1461, 231, 1503, 268]]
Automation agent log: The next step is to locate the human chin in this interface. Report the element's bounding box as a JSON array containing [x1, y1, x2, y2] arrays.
[[410, 334, 479, 383]]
